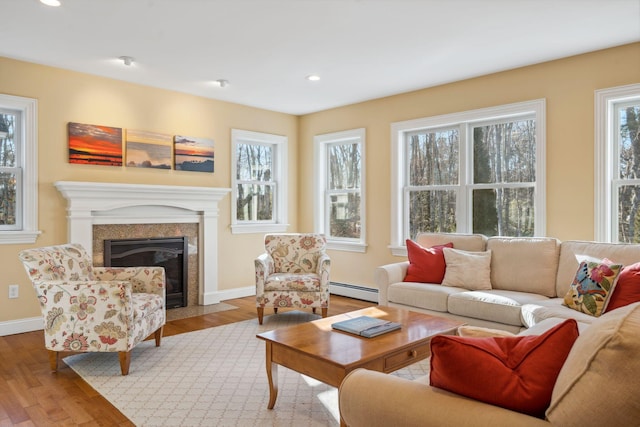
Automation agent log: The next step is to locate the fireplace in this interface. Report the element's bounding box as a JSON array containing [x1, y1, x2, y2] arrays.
[[105, 237, 188, 308], [54, 181, 231, 305]]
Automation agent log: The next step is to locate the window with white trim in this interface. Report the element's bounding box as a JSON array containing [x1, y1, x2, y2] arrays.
[[390, 100, 545, 255], [595, 83, 640, 243], [314, 128, 366, 252], [0, 94, 39, 244], [231, 129, 288, 234]]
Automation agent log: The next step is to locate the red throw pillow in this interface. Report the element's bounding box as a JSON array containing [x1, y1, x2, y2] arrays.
[[604, 262, 640, 313], [403, 240, 453, 284], [429, 319, 579, 418]]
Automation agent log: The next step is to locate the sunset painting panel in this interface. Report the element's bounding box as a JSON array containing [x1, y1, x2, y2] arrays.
[[174, 135, 214, 172], [68, 122, 123, 166], [126, 130, 172, 169]]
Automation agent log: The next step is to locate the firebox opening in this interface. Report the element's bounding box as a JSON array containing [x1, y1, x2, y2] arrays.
[[104, 236, 188, 309]]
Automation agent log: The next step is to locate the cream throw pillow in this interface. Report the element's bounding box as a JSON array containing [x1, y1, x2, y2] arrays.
[[442, 248, 492, 290]]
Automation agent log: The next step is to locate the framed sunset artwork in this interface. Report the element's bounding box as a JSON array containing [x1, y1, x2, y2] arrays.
[[68, 122, 123, 166], [174, 135, 214, 172], [125, 129, 172, 169]]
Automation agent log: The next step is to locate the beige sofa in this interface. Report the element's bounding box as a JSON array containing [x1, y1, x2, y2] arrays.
[[376, 232, 640, 333], [339, 302, 640, 427]]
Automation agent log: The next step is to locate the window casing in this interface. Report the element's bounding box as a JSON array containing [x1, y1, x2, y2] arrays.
[[390, 100, 545, 255], [231, 129, 288, 234], [595, 83, 640, 243], [314, 128, 366, 252], [0, 94, 39, 244]]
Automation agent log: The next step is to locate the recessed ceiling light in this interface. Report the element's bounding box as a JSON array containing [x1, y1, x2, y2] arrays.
[[119, 56, 135, 66], [306, 74, 321, 81], [40, 0, 61, 6], [214, 79, 229, 88]]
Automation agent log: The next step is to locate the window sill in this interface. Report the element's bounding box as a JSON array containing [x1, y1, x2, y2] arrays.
[[326, 240, 367, 253], [0, 230, 42, 244], [231, 223, 289, 235]]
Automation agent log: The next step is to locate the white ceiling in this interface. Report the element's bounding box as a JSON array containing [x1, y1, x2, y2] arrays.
[[2, 0, 639, 115]]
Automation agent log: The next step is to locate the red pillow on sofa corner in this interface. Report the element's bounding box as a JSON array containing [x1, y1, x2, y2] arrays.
[[403, 240, 453, 284], [604, 262, 640, 313], [429, 319, 579, 418]]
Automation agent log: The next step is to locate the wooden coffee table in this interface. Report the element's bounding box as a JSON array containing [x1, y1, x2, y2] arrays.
[[256, 306, 464, 425]]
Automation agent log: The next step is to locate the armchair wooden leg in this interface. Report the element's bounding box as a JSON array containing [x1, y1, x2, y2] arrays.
[[312, 307, 317, 314], [321, 308, 328, 318], [273, 307, 278, 314], [155, 326, 164, 347], [48, 350, 59, 372], [119, 351, 131, 376], [257, 307, 264, 325]]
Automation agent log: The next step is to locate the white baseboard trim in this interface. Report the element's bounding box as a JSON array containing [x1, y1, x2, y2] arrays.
[[216, 286, 255, 303], [0, 316, 42, 336], [330, 282, 379, 303]]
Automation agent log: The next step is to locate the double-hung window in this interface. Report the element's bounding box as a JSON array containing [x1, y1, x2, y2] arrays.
[[595, 84, 640, 243], [314, 128, 366, 252], [0, 94, 39, 244], [390, 100, 545, 254], [231, 129, 288, 234]]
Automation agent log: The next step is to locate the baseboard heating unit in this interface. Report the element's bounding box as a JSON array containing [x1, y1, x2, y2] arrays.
[[329, 282, 379, 303]]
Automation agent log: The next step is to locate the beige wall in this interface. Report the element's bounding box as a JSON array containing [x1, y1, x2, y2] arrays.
[[0, 57, 298, 323], [299, 42, 640, 290], [1, 42, 639, 326]]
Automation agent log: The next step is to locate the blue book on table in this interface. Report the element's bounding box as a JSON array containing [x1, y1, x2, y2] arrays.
[[331, 315, 401, 338]]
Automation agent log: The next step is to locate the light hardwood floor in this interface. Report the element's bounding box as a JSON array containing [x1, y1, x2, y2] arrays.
[[0, 295, 372, 426]]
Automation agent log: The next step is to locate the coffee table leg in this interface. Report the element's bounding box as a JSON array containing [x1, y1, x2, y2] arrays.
[[265, 342, 279, 409]]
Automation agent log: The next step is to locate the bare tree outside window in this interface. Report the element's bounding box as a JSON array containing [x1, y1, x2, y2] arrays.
[[617, 103, 640, 243], [236, 143, 274, 221], [0, 112, 17, 227], [327, 142, 361, 238]]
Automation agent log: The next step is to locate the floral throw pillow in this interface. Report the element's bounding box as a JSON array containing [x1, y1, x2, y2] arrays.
[[563, 260, 623, 317]]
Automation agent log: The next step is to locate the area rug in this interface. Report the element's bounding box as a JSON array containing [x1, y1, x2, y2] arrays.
[[64, 311, 430, 427]]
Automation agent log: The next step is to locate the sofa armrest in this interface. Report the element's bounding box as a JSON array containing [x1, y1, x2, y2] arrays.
[[254, 253, 274, 296], [374, 261, 409, 305], [93, 266, 166, 297], [339, 369, 549, 427], [317, 253, 331, 287]]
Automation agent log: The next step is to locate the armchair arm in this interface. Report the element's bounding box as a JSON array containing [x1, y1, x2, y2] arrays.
[[255, 253, 274, 297], [316, 253, 331, 287], [374, 261, 409, 305], [93, 266, 165, 297], [339, 369, 548, 427], [32, 280, 136, 352]]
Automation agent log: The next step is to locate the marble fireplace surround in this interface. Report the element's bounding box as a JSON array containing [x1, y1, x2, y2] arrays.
[[55, 181, 231, 305]]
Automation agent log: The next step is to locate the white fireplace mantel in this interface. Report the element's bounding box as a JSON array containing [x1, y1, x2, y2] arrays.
[[55, 181, 231, 305]]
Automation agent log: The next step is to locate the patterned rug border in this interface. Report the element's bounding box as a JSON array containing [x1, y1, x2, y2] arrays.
[[64, 311, 430, 426]]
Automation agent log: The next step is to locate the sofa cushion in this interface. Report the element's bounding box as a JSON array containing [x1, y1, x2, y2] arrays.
[[416, 232, 487, 252], [487, 237, 559, 297], [521, 299, 597, 328], [546, 302, 640, 425], [556, 240, 640, 298], [430, 319, 579, 418], [403, 240, 452, 284], [604, 261, 640, 313], [442, 248, 492, 290], [387, 282, 465, 312], [563, 260, 622, 317], [448, 290, 549, 327]]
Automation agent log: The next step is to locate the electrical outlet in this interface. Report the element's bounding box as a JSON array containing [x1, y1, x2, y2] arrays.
[[8, 284, 19, 299]]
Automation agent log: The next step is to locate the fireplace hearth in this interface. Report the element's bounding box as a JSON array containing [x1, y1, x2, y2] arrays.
[[105, 237, 188, 308]]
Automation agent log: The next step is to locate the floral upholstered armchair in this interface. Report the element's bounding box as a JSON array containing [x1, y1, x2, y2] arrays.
[[18, 243, 166, 375], [255, 233, 330, 324]]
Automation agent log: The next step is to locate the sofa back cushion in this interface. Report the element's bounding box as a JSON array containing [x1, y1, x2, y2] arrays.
[[415, 232, 486, 252], [556, 240, 640, 297], [546, 302, 640, 425], [487, 237, 560, 297]]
